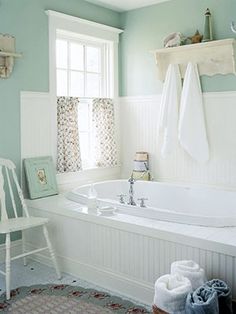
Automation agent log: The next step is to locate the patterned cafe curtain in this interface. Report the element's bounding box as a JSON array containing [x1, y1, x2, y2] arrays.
[[92, 98, 118, 167], [57, 97, 82, 173]]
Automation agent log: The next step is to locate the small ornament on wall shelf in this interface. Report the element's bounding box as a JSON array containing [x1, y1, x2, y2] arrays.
[[163, 32, 185, 48], [203, 8, 213, 42], [189, 30, 203, 44]]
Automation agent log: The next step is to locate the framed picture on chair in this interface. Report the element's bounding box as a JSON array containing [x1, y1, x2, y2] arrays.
[[24, 156, 58, 199]]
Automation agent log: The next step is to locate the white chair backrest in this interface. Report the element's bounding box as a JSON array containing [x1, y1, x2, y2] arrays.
[[0, 158, 29, 221]]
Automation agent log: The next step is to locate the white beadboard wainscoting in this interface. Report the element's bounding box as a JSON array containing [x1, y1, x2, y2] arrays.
[[25, 196, 236, 305], [20, 91, 121, 192], [120, 92, 236, 189]]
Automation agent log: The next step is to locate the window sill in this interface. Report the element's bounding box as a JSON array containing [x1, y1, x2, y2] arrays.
[[56, 165, 121, 193]]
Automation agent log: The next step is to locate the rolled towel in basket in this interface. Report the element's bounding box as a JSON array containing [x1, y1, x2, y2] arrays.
[[185, 286, 219, 314], [171, 260, 205, 290], [205, 279, 232, 314], [154, 274, 192, 314]]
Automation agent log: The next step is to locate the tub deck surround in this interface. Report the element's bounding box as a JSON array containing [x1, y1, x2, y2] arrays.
[[25, 193, 236, 304], [67, 180, 236, 227], [26, 194, 236, 257]]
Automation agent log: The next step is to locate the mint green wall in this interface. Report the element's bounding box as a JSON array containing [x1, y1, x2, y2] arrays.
[[120, 0, 236, 96], [0, 0, 120, 243], [1, 0, 236, 243]]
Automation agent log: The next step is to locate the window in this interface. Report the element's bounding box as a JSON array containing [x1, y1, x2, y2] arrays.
[[56, 32, 113, 169]]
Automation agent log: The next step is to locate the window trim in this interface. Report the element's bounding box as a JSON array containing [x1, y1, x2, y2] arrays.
[[47, 10, 122, 101]]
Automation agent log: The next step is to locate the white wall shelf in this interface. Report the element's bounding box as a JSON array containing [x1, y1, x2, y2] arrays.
[[0, 51, 22, 58], [0, 34, 22, 78], [153, 38, 236, 80]]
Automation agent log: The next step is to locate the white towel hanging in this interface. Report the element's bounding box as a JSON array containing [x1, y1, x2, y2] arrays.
[[159, 64, 182, 158], [178, 62, 209, 163]]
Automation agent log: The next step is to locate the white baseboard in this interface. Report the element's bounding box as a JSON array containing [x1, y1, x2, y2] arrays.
[[0, 239, 23, 264], [26, 242, 153, 305]]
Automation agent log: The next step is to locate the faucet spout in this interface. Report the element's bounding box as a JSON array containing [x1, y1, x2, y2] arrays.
[[128, 174, 136, 206]]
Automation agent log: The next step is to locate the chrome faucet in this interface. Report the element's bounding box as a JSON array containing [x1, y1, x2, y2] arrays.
[[128, 174, 136, 206]]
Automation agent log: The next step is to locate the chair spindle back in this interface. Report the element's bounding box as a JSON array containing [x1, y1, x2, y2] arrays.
[[0, 158, 29, 221]]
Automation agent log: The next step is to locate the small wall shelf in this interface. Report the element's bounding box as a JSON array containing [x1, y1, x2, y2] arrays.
[[0, 51, 22, 58], [0, 34, 22, 79], [153, 38, 236, 81]]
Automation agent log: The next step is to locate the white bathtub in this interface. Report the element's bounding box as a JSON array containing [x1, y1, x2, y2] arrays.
[[67, 180, 236, 227]]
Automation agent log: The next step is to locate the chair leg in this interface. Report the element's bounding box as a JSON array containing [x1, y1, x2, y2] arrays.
[[43, 225, 61, 279], [22, 230, 27, 266], [5, 233, 11, 300]]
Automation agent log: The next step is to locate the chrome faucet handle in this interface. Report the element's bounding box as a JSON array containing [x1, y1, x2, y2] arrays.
[[138, 198, 148, 208], [117, 194, 126, 204]]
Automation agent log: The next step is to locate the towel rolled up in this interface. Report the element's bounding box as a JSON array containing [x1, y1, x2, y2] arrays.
[[205, 279, 232, 314], [185, 286, 219, 314], [154, 274, 192, 314], [171, 260, 205, 290]]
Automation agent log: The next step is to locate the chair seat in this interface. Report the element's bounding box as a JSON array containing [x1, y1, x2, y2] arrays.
[[0, 217, 49, 234]]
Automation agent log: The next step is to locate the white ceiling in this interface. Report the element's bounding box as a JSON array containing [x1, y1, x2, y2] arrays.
[[85, 0, 170, 12]]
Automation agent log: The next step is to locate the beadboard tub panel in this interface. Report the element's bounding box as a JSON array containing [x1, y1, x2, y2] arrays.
[[25, 206, 236, 305]]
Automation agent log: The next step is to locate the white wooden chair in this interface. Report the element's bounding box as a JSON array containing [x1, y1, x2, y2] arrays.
[[0, 158, 61, 300]]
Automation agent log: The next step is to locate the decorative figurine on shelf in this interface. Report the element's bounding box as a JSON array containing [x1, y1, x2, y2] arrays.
[[189, 30, 203, 44], [163, 32, 185, 48], [203, 8, 213, 42]]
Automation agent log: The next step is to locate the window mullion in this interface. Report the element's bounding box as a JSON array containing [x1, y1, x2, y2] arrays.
[[67, 40, 70, 96], [88, 101, 93, 168], [101, 44, 106, 97], [84, 45, 87, 97]]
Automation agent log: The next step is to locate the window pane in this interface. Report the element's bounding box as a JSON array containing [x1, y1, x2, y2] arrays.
[[70, 71, 84, 97], [78, 103, 89, 132], [70, 43, 84, 71], [86, 73, 100, 97], [79, 132, 89, 162], [57, 69, 68, 96], [56, 40, 67, 69], [86, 46, 101, 73]]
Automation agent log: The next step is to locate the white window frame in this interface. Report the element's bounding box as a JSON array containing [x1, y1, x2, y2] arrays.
[[47, 10, 122, 186], [56, 31, 112, 98]]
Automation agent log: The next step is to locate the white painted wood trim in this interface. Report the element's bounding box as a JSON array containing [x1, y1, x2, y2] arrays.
[[25, 242, 153, 305], [46, 10, 123, 35], [119, 91, 236, 102], [20, 91, 50, 99]]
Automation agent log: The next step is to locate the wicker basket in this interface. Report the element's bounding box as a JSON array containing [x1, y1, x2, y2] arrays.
[[152, 305, 169, 314]]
